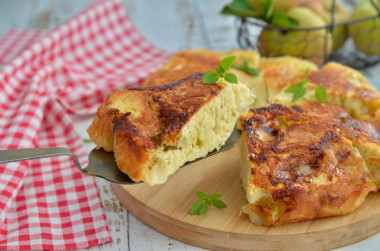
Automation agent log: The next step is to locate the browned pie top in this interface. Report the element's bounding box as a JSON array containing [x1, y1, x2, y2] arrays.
[[261, 60, 380, 108], [87, 72, 227, 181], [240, 104, 340, 175], [141, 50, 222, 87], [307, 63, 379, 100], [95, 73, 224, 149], [259, 57, 317, 92], [293, 102, 380, 144], [239, 103, 376, 224]]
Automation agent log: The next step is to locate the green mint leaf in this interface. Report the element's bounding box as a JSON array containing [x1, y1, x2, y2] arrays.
[[196, 190, 206, 199], [216, 65, 225, 77], [202, 71, 219, 84], [203, 57, 240, 85], [284, 81, 307, 93], [191, 191, 227, 215], [242, 64, 259, 76], [224, 73, 238, 84], [199, 203, 208, 215], [82, 139, 92, 143], [221, 0, 256, 18], [220, 56, 236, 71], [291, 85, 306, 103], [283, 69, 326, 104], [207, 193, 222, 199], [245, 67, 259, 76], [234, 61, 259, 76], [211, 199, 227, 209], [191, 200, 202, 215], [270, 11, 298, 29], [304, 68, 310, 80], [221, 6, 234, 15], [205, 198, 212, 206], [289, 17, 299, 28], [261, 0, 273, 21], [232, 65, 243, 70], [229, 0, 255, 13], [315, 85, 327, 103], [270, 12, 288, 27]]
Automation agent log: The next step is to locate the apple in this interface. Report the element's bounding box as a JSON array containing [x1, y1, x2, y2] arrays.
[[258, 7, 333, 66], [247, 0, 302, 13], [349, 0, 380, 56], [302, 0, 350, 51]]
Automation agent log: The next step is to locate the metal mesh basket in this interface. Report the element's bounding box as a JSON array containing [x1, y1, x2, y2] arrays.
[[237, 0, 380, 69]]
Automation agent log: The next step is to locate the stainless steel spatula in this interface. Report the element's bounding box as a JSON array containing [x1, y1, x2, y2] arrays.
[[0, 129, 241, 184]]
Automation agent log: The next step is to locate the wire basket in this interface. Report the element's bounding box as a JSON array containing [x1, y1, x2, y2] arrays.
[[237, 0, 380, 69]]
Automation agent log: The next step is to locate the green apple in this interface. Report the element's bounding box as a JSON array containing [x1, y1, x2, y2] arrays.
[[349, 0, 380, 56], [247, 0, 301, 13], [258, 7, 333, 65], [302, 0, 350, 51]]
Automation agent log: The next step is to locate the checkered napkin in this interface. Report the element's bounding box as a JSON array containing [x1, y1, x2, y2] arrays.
[[0, 0, 171, 250]]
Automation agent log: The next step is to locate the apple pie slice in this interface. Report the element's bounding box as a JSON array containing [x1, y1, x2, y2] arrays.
[[260, 56, 319, 100], [238, 104, 376, 226], [142, 48, 266, 108], [88, 73, 254, 185], [270, 62, 380, 122]]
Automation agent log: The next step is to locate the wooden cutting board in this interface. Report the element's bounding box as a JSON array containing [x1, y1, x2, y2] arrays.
[[111, 146, 380, 251]]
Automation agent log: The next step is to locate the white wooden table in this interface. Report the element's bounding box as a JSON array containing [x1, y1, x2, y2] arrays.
[[1, 1, 380, 250]]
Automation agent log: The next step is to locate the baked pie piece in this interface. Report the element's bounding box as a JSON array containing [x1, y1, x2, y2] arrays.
[[270, 62, 380, 122], [141, 49, 223, 87], [88, 73, 254, 185], [295, 101, 380, 188], [238, 103, 376, 226], [141, 48, 266, 108], [260, 56, 319, 100]]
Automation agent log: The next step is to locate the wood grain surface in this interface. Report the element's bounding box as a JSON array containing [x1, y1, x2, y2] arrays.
[[112, 146, 380, 251]]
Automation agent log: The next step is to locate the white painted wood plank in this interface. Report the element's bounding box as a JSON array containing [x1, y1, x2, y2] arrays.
[[128, 213, 205, 251], [27, 0, 61, 30], [52, 0, 94, 24], [122, 0, 207, 52], [194, 0, 239, 52], [361, 63, 380, 90], [0, 0, 34, 37], [27, 0, 96, 31], [0, 0, 96, 36]]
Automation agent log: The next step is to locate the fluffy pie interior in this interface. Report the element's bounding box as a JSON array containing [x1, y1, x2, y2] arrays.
[[141, 80, 254, 185]]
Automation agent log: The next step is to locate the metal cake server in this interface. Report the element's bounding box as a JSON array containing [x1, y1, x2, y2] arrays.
[[0, 129, 241, 184]]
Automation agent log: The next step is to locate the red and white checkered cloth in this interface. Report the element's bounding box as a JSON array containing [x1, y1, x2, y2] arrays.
[[0, 0, 171, 250], [0, 30, 48, 69]]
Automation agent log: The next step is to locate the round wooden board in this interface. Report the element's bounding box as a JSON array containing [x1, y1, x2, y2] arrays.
[[111, 146, 380, 251]]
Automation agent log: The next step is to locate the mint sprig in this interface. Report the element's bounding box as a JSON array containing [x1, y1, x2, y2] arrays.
[[285, 69, 327, 103], [232, 60, 259, 76], [221, 0, 257, 18], [315, 85, 327, 103], [261, 0, 273, 21], [221, 0, 298, 29], [190, 191, 227, 215], [270, 11, 298, 29], [260, 0, 298, 28], [202, 56, 238, 84]]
